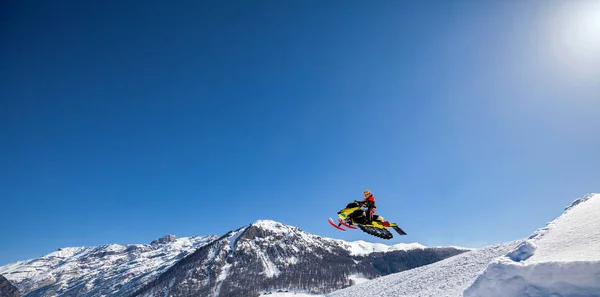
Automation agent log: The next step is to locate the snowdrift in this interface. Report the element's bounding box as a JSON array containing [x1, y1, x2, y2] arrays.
[[464, 193, 600, 297]]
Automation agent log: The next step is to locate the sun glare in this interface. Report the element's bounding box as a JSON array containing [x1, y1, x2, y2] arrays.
[[548, 1, 600, 77]]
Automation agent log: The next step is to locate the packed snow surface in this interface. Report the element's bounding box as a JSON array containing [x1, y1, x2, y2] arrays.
[[464, 193, 600, 297], [327, 240, 521, 297], [347, 274, 370, 285]]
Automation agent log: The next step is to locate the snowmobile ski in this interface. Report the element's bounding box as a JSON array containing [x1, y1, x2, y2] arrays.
[[328, 218, 346, 231], [338, 219, 357, 229], [393, 225, 407, 235]]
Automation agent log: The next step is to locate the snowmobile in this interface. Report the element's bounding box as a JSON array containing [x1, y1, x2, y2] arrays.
[[328, 201, 407, 239]]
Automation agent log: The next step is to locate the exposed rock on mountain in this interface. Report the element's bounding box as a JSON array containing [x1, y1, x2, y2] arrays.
[[0, 274, 19, 297]]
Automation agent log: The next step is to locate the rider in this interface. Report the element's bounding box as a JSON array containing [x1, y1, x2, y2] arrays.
[[360, 190, 376, 224]]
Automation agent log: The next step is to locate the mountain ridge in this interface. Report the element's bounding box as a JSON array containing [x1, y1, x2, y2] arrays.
[[130, 219, 467, 297], [0, 235, 218, 297], [1, 219, 467, 297]]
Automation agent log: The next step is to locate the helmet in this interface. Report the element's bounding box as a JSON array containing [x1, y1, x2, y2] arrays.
[[363, 190, 371, 198]]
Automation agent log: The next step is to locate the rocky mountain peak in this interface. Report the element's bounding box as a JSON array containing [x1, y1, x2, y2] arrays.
[[151, 234, 178, 245], [243, 219, 303, 239]]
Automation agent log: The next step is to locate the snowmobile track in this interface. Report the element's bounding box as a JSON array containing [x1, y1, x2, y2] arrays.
[[359, 225, 393, 239]]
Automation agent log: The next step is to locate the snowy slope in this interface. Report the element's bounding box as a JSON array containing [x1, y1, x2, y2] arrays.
[[326, 240, 521, 297], [464, 193, 600, 297], [260, 293, 323, 297], [0, 235, 217, 297], [260, 292, 323, 297]]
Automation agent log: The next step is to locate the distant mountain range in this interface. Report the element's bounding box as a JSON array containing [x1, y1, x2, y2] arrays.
[[0, 220, 466, 297], [0, 235, 217, 297]]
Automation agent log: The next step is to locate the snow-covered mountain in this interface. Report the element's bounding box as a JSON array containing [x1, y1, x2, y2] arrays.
[[131, 220, 467, 297], [0, 235, 217, 297], [326, 193, 600, 297], [0, 220, 467, 297], [0, 274, 19, 297], [464, 193, 600, 297]]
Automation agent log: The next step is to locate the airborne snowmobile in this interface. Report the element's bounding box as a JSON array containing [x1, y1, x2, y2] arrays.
[[328, 201, 407, 239]]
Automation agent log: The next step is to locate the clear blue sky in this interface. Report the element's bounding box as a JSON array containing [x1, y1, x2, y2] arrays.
[[1, 1, 599, 265]]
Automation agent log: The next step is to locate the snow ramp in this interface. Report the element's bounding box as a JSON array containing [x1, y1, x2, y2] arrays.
[[464, 193, 600, 297]]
